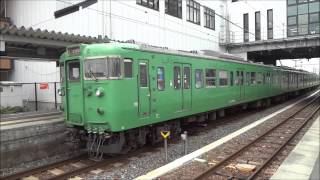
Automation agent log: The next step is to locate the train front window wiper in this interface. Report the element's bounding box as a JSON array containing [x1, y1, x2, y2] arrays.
[[89, 69, 98, 81]]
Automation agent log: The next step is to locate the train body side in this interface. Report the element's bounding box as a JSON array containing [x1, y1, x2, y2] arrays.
[[59, 43, 320, 134]]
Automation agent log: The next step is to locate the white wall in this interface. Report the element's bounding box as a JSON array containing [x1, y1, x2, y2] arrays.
[[7, 0, 226, 52], [0, 84, 23, 107], [227, 0, 287, 43], [9, 60, 61, 104]]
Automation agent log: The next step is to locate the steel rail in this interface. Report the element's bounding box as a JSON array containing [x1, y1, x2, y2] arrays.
[[193, 96, 319, 180], [247, 105, 320, 180], [1, 154, 87, 180]]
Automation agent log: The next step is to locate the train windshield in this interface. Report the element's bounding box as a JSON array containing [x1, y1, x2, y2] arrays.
[[84, 57, 122, 80]]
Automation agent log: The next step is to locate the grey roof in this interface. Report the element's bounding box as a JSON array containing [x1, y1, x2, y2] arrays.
[[0, 25, 109, 44]]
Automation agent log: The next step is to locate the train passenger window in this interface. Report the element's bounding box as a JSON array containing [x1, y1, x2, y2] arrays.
[[68, 61, 80, 82], [230, 72, 234, 86], [257, 73, 263, 84], [219, 70, 228, 86], [174, 66, 181, 89], [139, 63, 148, 87], [157, 67, 165, 91], [251, 72, 256, 84], [263, 73, 266, 84], [124, 59, 133, 78], [184, 67, 190, 89], [246, 72, 250, 85], [195, 69, 203, 88], [236, 71, 240, 85], [205, 69, 216, 87]]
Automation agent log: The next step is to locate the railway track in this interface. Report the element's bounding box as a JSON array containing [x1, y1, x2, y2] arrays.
[[2, 147, 154, 180], [192, 96, 319, 180], [158, 94, 319, 180]]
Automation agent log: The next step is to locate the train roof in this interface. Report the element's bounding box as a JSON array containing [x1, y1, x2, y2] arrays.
[[77, 42, 315, 75]]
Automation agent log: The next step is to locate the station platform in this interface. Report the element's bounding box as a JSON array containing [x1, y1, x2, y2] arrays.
[[271, 116, 319, 180], [136, 90, 319, 180]]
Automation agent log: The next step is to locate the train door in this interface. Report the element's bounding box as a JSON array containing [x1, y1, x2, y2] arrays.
[[66, 60, 84, 125], [237, 70, 245, 101], [138, 60, 151, 117], [173, 63, 192, 112]]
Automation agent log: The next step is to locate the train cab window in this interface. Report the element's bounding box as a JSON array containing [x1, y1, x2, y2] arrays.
[[157, 67, 165, 90], [68, 61, 80, 82], [124, 59, 133, 78], [195, 69, 203, 88], [174, 66, 181, 89], [251, 72, 256, 84], [230, 71, 234, 86], [219, 70, 228, 86], [205, 69, 216, 87], [183, 67, 190, 89], [139, 63, 148, 87]]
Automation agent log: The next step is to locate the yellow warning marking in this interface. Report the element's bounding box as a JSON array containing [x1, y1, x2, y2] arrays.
[[160, 131, 170, 139]]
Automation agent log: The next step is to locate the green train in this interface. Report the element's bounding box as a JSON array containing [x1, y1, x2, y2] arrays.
[[59, 42, 319, 158]]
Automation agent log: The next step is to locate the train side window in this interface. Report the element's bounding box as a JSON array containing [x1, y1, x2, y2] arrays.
[[174, 66, 181, 89], [230, 71, 234, 86], [205, 69, 216, 87], [157, 67, 165, 91], [139, 63, 148, 87], [251, 72, 256, 84], [236, 71, 240, 85], [219, 70, 228, 86], [183, 67, 190, 89], [257, 72, 262, 84], [246, 72, 251, 85], [195, 69, 203, 88], [124, 59, 133, 78]]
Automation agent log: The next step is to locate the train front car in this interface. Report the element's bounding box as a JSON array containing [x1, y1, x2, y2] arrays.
[[60, 43, 139, 160]]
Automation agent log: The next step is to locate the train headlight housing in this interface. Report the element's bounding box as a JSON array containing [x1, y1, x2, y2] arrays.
[[95, 87, 104, 97]]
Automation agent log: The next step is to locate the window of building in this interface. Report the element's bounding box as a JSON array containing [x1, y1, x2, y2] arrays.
[[288, 5, 297, 16], [157, 67, 165, 90], [184, 67, 191, 89], [195, 69, 203, 88], [124, 59, 133, 78], [267, 9, 273, 39], [255, 11, 261, 40], [298, 0, 308, 3], [165, 0, 182, 18], [219, 70, 228, 86], [298, 14, 308, 25], [288, 25, 298, 36], [205, 69, 216, 87], [309, 2, 320, 13], [174, 66, 181, 89], [288, 0, 297, 5], [310, 13, 320, 23], [204, 6, 215, 30], [243, 13, 249, 42], [288, 16, 297, 25], [139, 63, 148, 87], [136, 0, 159, 11], [298, 4, 308, 14], [309, 23, 320, 34], [187, 0, 200, 25], [251, 72, 256, 84], [230, 71, 234, 86]]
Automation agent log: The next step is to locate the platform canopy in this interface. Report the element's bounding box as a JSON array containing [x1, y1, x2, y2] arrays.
[[0, 24, 109, 60]]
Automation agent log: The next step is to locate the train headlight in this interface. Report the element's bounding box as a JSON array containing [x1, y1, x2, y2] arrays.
[[95, 87, 104, 97]]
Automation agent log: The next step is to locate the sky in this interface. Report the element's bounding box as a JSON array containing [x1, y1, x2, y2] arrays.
[[276, 58, 320, 75]]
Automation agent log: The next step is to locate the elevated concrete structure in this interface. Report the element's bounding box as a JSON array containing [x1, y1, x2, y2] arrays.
[[223, 35, 320, 65]]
